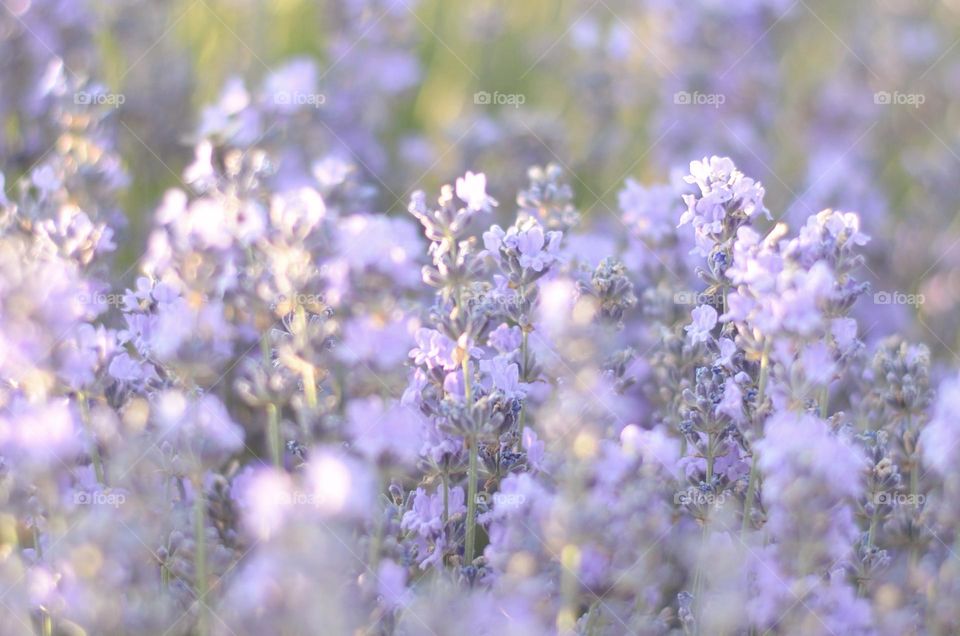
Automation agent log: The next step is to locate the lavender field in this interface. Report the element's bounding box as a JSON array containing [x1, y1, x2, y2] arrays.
[[3, 0, 960, 634]]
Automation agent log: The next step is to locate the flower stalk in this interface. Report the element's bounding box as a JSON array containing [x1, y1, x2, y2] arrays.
[[741, 339, 771, 537], [194, 482, 209, 636]]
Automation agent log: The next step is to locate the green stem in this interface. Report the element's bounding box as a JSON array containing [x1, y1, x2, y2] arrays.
[[584, 601, 601, 636], [261, 333, 283, 469], [463, 353, 480, 566], [462, 355, 472, 404], [741, 340, 771, 539], [693, 433, 718, 628], [909, 429, 921, 569], [859, 509, 879, 596], [260, 330, 271, 365], [520, 325, 529, 377], [866, 509, 879, 551], [464, 436, 479, 565], [516, 280, 531, 447], [294, 304, 318, 409], [705, 433, 716, 483], [679, 436, 688, 481], [302, 367, 318, 409], [756, 340, 771, 402], [441, 469, 450, 529], [42, 612, 52, 636], [266, 403, 282, 469], [692, 530, 708, 633], [557, 545, 580, 634], [194, 485, 208, 636], [741, 454, 759, 537], [78, 392, 105, 485], [368, 471, 385, 570], [517, 327, 529, 441]]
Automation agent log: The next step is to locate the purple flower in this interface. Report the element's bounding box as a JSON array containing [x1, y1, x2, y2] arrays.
[[716, 376, 745, 424], [683, 156, 768, 220], [402, 368, 429, 408], [183, 140, 216, 189], [377, 561, 410, 609], [798, 342, 835, 385], [59, 323, 113, 388], [716, 337, 738, 368], [831, 317, 859, 354], [685, 304, 717, 343], [620, 424, 681, 474], [487, 323, 522, 354], [482, 224, 506, 253], [921, 373, 960, 476], [619, 179, 681, 244], [269, 187, 327, 238], [154, 391, 244, 465], [410, 328, 460, 371], [517, 225, 562, 272], [679, 156, 769, 256], [346, 396, 424, 465], [443, 368, 466, 401], [107, 351, 158, 386], [334, 214, 422, 288], [231, 467, 294, 540], [783, 209, 870, 268], [456, 171, 497, 212], [401, 487, 465, 539], [757, 412, 863, 565], [479, 356, 528, 399], [262, 57, 318, 115], [337, 314, 413, 370], [0, 397, 78, 462], [522, 428, 545, 472], [305, 448, 375, 519], [484, 218, 562, 273]]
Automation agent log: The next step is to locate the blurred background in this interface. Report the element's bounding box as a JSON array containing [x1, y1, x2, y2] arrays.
[[4, 0, 960, 357]]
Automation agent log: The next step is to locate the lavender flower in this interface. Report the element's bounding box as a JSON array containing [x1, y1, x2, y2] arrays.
[[679, 155, 769, 257], [2, 3, 959, 630], [685, 304, 718, 344]]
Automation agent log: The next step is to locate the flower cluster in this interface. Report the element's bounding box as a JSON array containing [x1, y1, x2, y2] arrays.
[[3, 1, 960, 634]]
